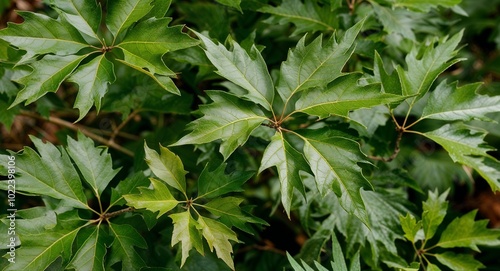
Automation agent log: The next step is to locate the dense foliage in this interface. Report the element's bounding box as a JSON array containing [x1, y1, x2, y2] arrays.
[[1, 0, 500, 270]]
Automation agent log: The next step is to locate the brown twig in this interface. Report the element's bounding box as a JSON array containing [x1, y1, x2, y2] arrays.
[[368, 127, 404, 162], [103, 207, 135, 219]]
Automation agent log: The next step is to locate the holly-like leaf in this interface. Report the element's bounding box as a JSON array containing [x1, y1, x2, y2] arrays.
[[295, 73, 404, 119], [436, 210, 500, 250], [422, 190, 449, 240], [258, 0, 337, 36], [434, 252, 484, 271], [394, 0, 461, 12], [107, 223, 147, 271], [195, 32, 274, 111], [47, 0, 102, 41], [124, 178, 179, 218], [172, 91, 267, 160], [105, 0, 154, 42], [66, 131, 120, 196], [68, 54, 116, 120], [144, 142, 187, 195], [258, 131, 308, 216], [67, 227, 107, 271], [170, 211, 204, 267], [198, 216, 239, 270], [197, 162, 253, 199], [421, 80, 500, 122]]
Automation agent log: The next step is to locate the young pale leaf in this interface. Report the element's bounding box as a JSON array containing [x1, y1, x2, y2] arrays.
[[422, 190, 449, 240], [436, 210, 500, 250], [434, 252, 484, 271], [399, 213, 423, 243], [195, 32, 274, 110], [68, 54, 116, 121], [258, 0, 337, 35], [421, 80, 500, 122], [107, 223, 147, 271], [123, 178, 179, 218], [198, 216, 239, 270], [47, 0, 102, 41], [105, 0, 154, 42], [144, 142, 187, 195], [295, 73, 404, 119], [394, 0, 461, 12], [67, 227, 107, 271], [197, 162, 253, 199], [170, 211, 204, 267], [67, 132, 120, 196], [11, 54, 86, 108], [172, 91, 267, 160]]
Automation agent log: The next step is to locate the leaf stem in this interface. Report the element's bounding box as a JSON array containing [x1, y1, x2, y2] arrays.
[[103, 207, 136, 220]]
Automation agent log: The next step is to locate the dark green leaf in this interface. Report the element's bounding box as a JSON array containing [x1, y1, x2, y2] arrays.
[[107, 223, 147, 271], [197, 162, 253, 199], [48, 0, 102, 41], [68, 227, 107, 271], [394, 0, 461, 12], [105, 0, 154, 42]]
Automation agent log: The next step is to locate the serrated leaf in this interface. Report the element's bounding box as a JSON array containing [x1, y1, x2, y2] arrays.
[[48, 0, 102, 41], [400, 214, 423, 243], [124, 178, 179, 218], [11, 54, 86, 108], [297, 128, 371, 223], [258, 0, 337, 36], [421, 80, 500, 121], [0, 11, 89, 61], [195, 32, 274, 110], [106, 0, 154, 42], [374, 51, 402, 96], [295, 73, 404, 119], [170, 211, 204, 267], [215, 0, 242, 12], [172, 91, 267, 160], [198, 216, 238, 270], [68, 54, 116, 120], [144, 142, 187, 195], [66, 131, 120, 196], [197, 162, 253, 199], [110, 172, 149, 207], [394, 0, 461, 12], [107, 223, 147, 271], [258, 131, 308, 216], [371, 2, 416, 41], [422, 190, 449, 240], [434, 252, 484, 271], [68, 227, 107, 271], [437, 210, 500, 250]]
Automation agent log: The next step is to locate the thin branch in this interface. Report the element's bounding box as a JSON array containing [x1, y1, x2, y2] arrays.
[[103, 207, 135, 219], [109, 109, 139, 142], [367, 127, 404, 162]]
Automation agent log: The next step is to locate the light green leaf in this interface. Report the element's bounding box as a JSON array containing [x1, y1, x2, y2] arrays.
[[68, 227, 106, 271], [106, 0, 154, 42], [66, 132, 120, 196], [434, 252, 484, 271], [172, 91, 267, 160], [107, 223, 147, 271], [144, 142, 187, 195], [68, 54, 116, 120], [421, 80, 500, 122], [427, 263, 442, 271], [110, 172, 149, 207], [422, 190, 449, 240], [170, 211, 204, 267], [295, 73, 404, 119], [198, 216, 239, 270], [195, 32, 274, 110], [11, 54, 86, 108], [399, 213, 423, 243], [48, 0, 102, 41], [437, 210, 500, 250], [395, 0, 461, 12], [123, 178, 179, 218], [197, 162, 253, 199], [0, 11, 89, 60], [258, 131, 308, 217], [215, 0, 242, 12]]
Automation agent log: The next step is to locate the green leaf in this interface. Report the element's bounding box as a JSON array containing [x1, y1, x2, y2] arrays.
[[197, 162, 253, 199], [422, 190, 449, 240], [215, 0, 242, 12], [258, 131, 308, 216], [124, 178, 179, 218], [105, 0, 154, 42], [47, 0, 102, 41], [0, 97, 19, 131], [195, 32, 274, 110], [421, 80, 500, 122], [297, 128, 371, 223], [258, 0, 337, 36], [295, 73, 404, 119], [170, 211, 204, 267], [107, 223, 147, 271], [371, 2, 417, 41], [66, 131, 120, 196], [437, 210, 500, 250], [0, 136, 88, 209], [434, 252, 484, 271], [373, 51, 402, 96], [0, 11, 89, 61], [110, 172, 149, 207], [144, 142, 187, 195], [11, 54, 86, 108], [172, 91, 267, 160], [394, 0, 461, 12], [399, 213, 423, 243], [198, 216, 239, 270], [68, 54, 116, 120], [68, 227, 107, 271]]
